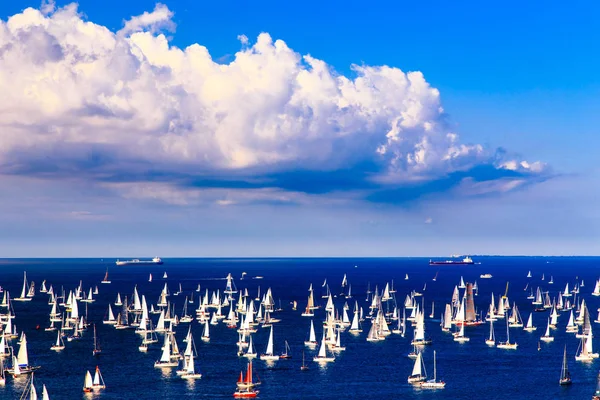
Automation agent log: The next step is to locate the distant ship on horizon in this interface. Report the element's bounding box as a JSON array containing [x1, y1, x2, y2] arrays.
[[116, 257, 163, 266], [429, 256, 474, 265]]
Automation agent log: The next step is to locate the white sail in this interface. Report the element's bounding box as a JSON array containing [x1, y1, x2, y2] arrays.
[[0, 336, 7, 356], [71, 299, 79, 321], [133, 287, 142, 311], [160, 334, 171, 362], [265, 326, 274, 355], [202, 320, 210, 339], [593, 280, 600, 296], [84, 371, 93, 389], [156, 310, 166, 332], [350, 308, 360, 331], [309, 320, 316, 342], [317, 333, 327, 358], [12, 356, 21, 376], [41, 385, 49, 400], [524, 313, 535, 331], [30, 376, 38, 400], [413, 312, 425, 341], [443, 304, 452, 330], [411, 352, 423, 377], [20, 272, 27, 299], [17, 333, 29, 366]]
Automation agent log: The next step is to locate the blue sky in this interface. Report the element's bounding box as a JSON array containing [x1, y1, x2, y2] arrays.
[[0, 0, 597, 257]]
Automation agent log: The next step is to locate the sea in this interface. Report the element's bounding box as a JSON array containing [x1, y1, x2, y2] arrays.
[[0, 256, 599, 399]]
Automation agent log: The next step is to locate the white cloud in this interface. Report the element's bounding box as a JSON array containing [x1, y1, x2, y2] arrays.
[[237, 34, 249, 45], [40, 0, 56, 16], [0, 3, 548, 205], [118, 3, 175, 37]]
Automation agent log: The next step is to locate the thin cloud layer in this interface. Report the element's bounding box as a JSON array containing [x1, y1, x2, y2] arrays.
[[0, 3, 549, 205]]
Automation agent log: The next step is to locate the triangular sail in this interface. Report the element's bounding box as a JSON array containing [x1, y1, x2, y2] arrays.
[[17, 333, 29, 366], [411, 352, 423, 376]]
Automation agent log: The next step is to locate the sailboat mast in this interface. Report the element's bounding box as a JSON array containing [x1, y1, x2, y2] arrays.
[[433, 350, 437, 381]]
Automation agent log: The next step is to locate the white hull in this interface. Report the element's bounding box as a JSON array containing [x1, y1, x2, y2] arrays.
[[313, 356, 335, 363], [180, 373, 202, 379], [421, 381, 446, 389], [154, 361, 179, 368]]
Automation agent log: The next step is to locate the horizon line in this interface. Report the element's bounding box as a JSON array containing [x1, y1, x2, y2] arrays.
[[0, 255, 599, 259]]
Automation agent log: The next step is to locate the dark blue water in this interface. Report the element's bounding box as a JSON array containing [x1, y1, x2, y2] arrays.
[[0, 257, 599, 399]]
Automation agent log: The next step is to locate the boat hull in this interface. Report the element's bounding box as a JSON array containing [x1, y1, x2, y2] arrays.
[[233, 391, 259, 398], [429, 261, 474, 265]]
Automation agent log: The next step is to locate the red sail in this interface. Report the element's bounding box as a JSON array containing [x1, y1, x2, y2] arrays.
[[238, 371, 243, 383], [246, 361, 253, 383]]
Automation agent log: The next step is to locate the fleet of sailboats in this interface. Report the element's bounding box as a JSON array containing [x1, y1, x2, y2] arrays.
[[5, 265, 600, 396]]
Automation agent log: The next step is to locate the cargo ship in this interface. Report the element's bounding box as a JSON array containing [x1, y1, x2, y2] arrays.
[[429, 256, 474, 266], [116, 257, 163, 266]]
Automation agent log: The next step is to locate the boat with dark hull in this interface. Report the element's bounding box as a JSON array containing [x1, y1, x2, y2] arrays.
[[429, 256, 474, 266]]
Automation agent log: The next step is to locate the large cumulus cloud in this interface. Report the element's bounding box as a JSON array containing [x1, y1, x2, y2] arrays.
[[0, 3, 549, 205]]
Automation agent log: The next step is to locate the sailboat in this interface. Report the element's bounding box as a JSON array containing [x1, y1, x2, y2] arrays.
[[9, 333, 40, 374], [21, 373, 45, 399], [103, 304, 116, 325], [313, 333, 335, 363], [154, 333, 179, 367], [234, 361, 259, 398], [148, 274, 153, 283], [101, 269, 111, 284], [453, 322, 470, 342], [163, 271, 168, 279], [485, 319, 495, 345], [429, 302, 435, 319], [83, 370, 93, 392], [330, 328, 346, 351], [304, 320, 318, 347], [527, 271, 532, 278], [92, 366, 106, 390], [496, 318, 518, 349], [14, 272, 32, 302], [243, 335, 257, 359], [407, 351, 426, 383], [260, 325, 279, 361], [92, 324, 101, 356], [201, 320, 210, 342], [50, 330, 65, 351], [420, 351, 445, 388], [280, 340, 292, 359], [540, 318, 554, 342], [300, 350, 309, 371], [405, 274, 409, 280], [559, 345, 572, 385], [178, 333, 202, 379], [523, 313, 537, 332]]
